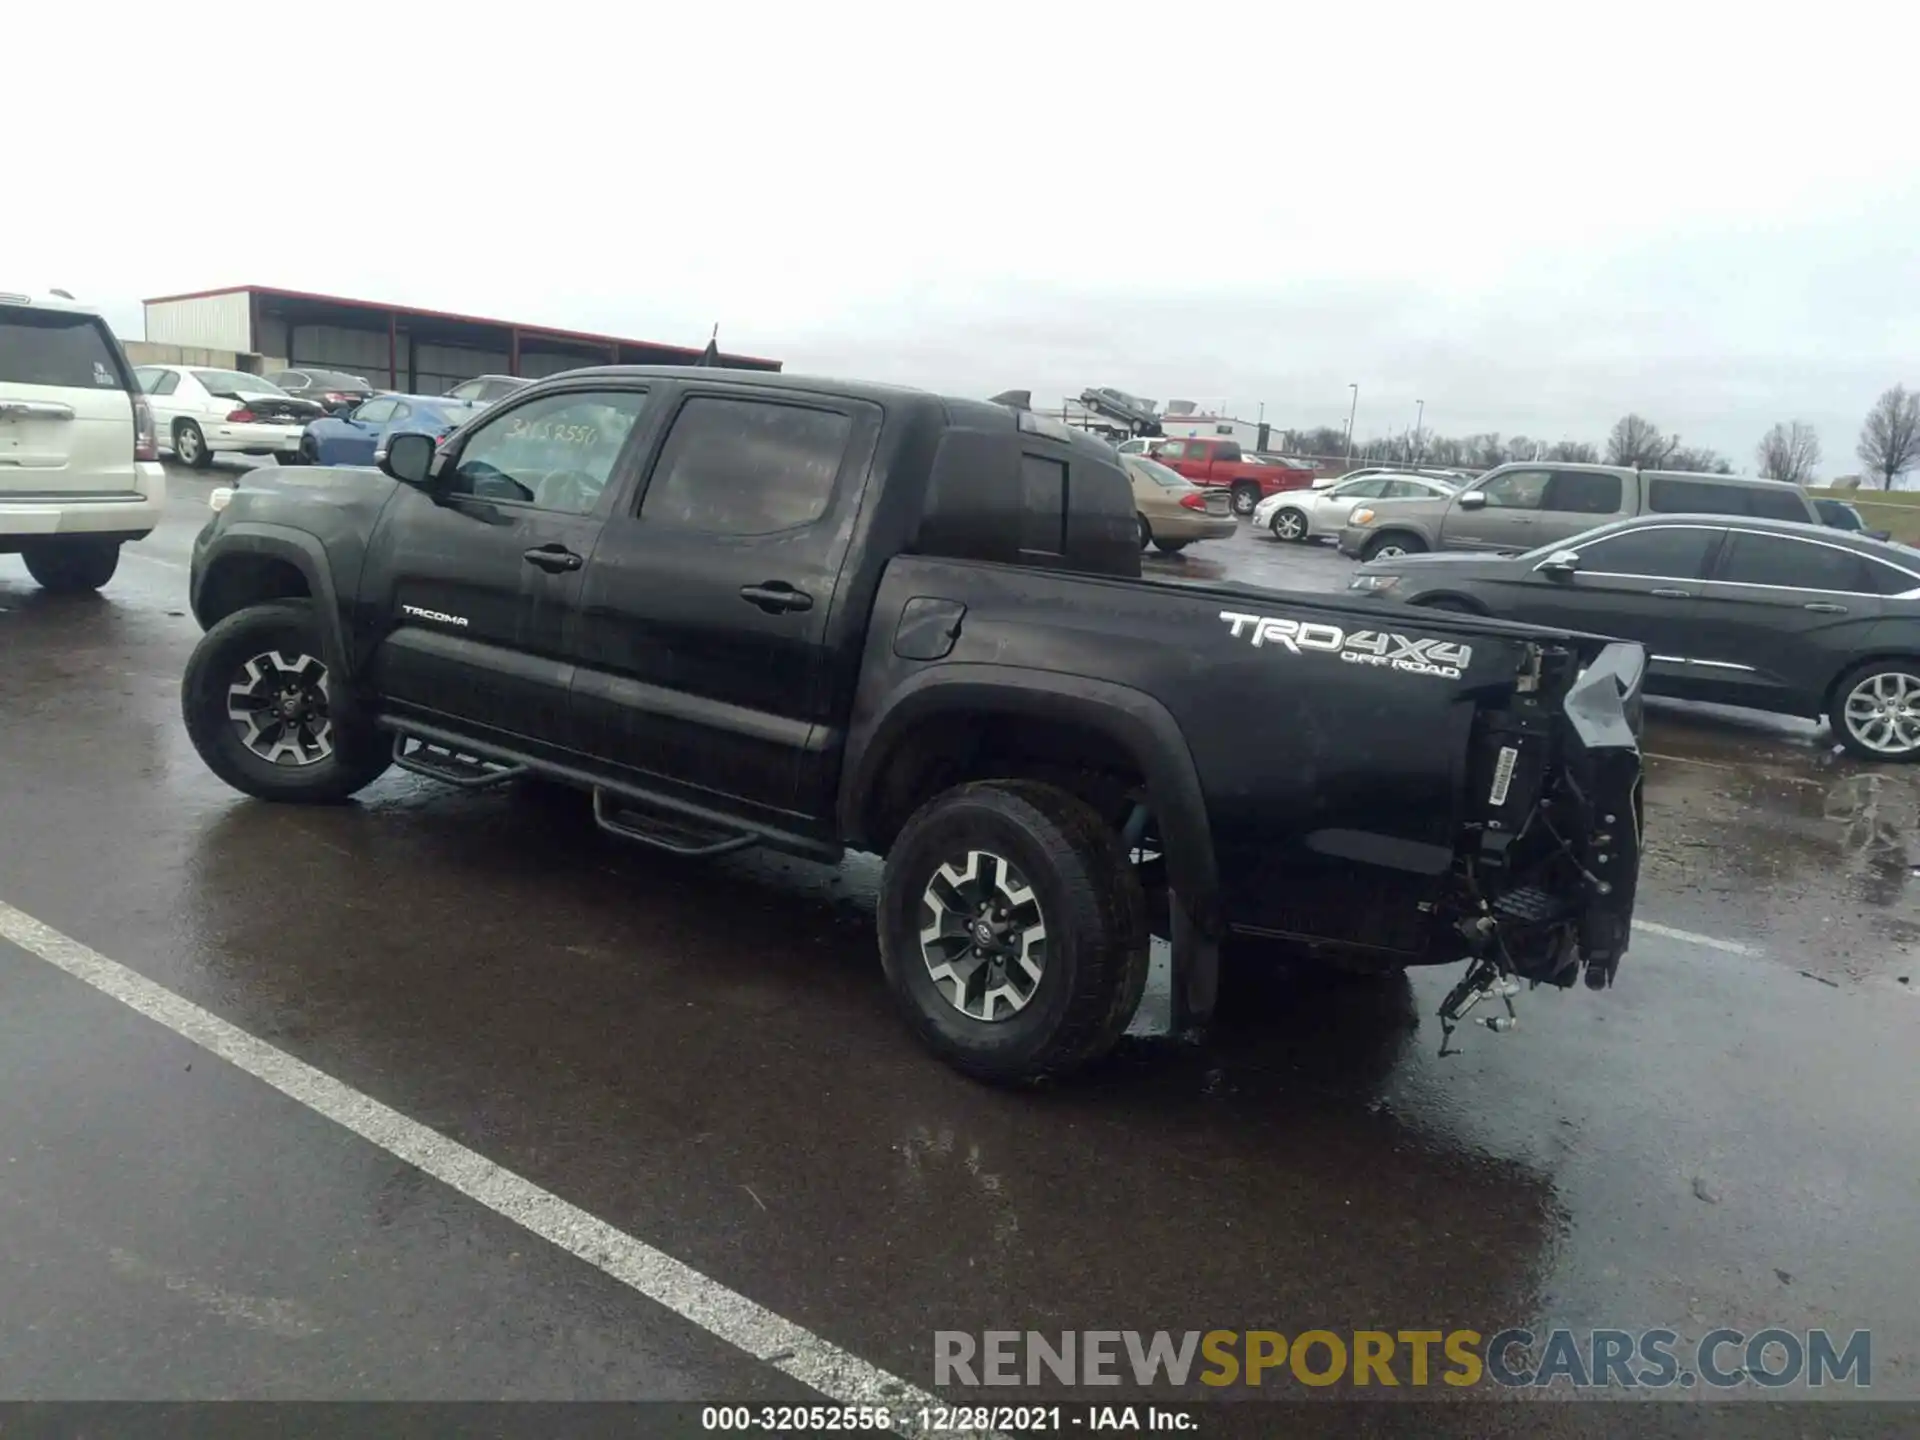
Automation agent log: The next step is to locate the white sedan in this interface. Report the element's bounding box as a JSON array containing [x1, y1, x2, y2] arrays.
[[1253, 471, 1459, 542], [134, 366, 322, 469]]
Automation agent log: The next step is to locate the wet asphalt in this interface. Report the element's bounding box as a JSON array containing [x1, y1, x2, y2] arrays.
[[1, 463, 1915, 1429]]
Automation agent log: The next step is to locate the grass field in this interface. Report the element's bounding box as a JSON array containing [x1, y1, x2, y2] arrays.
[[1809, 487, 1920, 545]]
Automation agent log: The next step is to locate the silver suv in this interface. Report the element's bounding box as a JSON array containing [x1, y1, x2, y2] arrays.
[[1335, 461, 1819, 562]]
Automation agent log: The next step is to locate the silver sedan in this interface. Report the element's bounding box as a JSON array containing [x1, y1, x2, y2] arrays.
[[1253, 472, 1460, 543]]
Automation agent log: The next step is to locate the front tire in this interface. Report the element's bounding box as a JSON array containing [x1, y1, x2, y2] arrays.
[[22, 538, 120, 593], [1831, 659, 1920, 762], [278, 447, 308, 466], [1230, 483, 1260, 517], [182, 600, 392, 802], [174, 419, 213, 470], [1362, 532, 1428, 562], [878, 781, 1149, 1084], [1270, 506, 1309, 542]]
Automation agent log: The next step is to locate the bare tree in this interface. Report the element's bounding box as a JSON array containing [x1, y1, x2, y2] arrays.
[[1463, 432, 1507, 468], [1856, 386, 1920, 489], [1547, 440, 1600, 463], [1755, 421, 1821, 485], [1605, 414, 1679, 468], [1667, 445, 1733, 475]]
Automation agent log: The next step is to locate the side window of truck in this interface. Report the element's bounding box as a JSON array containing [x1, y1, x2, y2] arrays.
[[1542, 470, 1623, 515], [639, 395, 851, 535], [1018, 454, 1068, 557], [447, 390, 648, 513], [1649, 477, 1756, 517], [1479, 469, 1550, 508]]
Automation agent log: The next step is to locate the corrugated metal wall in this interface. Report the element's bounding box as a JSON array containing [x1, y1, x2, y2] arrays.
[[413, 342, 509, 394], [144, 294, 252, 352]]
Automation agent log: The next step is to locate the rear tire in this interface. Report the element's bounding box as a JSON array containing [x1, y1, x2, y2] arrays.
[[174, 419, 213, 470], [1230, 483, 1260, 517], [1269, 506, 1309, 542], [21, 538, 120, 593], [1362, 532, 1427, 562], [1136, 513, 1152, 551], [182, 599, 392, 802], [1154, 540, 1188, 555], [878, 781, 1149, 1084], [278, 447, 308, 466], [1830, 658, 1920, 762]]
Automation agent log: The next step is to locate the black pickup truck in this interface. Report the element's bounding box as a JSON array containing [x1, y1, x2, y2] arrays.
[[182, 366, 1647, 1082]]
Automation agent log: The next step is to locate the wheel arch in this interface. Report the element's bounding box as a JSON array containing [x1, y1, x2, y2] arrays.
[[192, 526, 350, 683], [840, 666, 1221, 936], [1408, 590, 1488, 614]]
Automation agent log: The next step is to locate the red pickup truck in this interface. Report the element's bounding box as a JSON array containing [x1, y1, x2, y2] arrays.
[[1150, 437, 1315, 516]]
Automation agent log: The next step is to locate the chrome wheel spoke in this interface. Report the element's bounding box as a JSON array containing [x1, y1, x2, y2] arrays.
[[1845, 671, 1920, 754]]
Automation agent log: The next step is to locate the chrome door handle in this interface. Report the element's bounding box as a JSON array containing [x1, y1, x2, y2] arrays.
[[1803, 602, 1849, 614], [1650, 588, 1691, 599]]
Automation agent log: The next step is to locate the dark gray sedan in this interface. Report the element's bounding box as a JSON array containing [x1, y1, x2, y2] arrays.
[[1347, 513, 1920, 760]]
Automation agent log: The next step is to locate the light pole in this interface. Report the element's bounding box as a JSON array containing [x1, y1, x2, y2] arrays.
[[1413, 399, 1424, 462], [1343, 383, 1359, 461]]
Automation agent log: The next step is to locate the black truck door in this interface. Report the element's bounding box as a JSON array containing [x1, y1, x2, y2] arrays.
[[570, 387, 880, 826], [357, 386, 654, 753]]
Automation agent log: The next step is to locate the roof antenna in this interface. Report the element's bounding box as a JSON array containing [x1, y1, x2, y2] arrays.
[[989, 389, 1032, 411]]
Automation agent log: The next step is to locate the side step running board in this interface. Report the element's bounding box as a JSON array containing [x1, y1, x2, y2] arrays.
[[592, 788, 758, 858], [392, 735, 529, 789]]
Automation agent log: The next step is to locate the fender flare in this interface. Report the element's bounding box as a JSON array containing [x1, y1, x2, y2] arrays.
[[195, 524, 352, 684], [839, 663, 1222, 936]]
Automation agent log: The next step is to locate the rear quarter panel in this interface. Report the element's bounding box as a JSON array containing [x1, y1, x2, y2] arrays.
[[851, 558, 1551, 956]]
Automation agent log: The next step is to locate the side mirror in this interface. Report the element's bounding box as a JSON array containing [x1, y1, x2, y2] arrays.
[[381, 431, 437, 487], [1457, 490, 1488, 509], [1535, 549, 1581, 577]]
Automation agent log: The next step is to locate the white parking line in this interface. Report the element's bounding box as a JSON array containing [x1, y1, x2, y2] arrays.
[[124, 551, 186, 571], [1632, 919, 1758, 955], [0, 900, 943, 1428]]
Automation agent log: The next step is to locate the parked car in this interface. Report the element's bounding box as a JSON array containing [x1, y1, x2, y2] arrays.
[[1336, 461, 1820, 562], [1079, 386, 1160, 433], [137, 366, 322, 469], [299, 394, 474, 467], [1154, 436, 1314, 516], [264, 368, 376, 414], [1813, 496, 1892, 542], [1, 288, 164, 592], [1254, 470, 1459, 543], [1348, 513, 1920, 761], [181, 365, 1645, 1083], [444, 374, 529, 407], [1123, 454, 1236, 553]]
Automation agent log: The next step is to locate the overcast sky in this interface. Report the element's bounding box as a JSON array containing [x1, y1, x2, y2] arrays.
[[9, 2, 1914, 475]]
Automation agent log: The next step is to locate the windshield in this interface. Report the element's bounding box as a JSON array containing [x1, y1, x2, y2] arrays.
[[308, 370, 370, 389], [1129, 457, 1193, 489], [196, 369, 286, 396]]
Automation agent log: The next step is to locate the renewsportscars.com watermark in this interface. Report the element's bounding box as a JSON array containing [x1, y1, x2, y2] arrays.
[[934, 1328, 1872, 1391]]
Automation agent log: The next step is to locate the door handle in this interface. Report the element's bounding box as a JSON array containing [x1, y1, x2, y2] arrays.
[[1803, 602, 1849, 614], [739, 581, 814, 614], [522, 545, 583, 573], [1650, 588, 1691, 599]]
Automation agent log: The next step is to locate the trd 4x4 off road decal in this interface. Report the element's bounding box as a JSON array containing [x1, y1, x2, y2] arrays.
[[1219, 610, 1471, 680]]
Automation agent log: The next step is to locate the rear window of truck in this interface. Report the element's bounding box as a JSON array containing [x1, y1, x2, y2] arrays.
[[0, 307, 129, 390], [1649, 477, 1807, 521]]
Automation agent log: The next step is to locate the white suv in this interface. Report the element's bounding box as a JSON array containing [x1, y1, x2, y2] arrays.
[[1, 290, 165, 592]]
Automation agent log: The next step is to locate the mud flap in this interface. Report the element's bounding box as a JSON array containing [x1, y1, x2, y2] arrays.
[[1167, 893, 1218, 1036]]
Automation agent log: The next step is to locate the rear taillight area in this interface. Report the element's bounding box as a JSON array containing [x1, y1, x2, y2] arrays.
[[1179, 492, 1209, 511], [227, 408, 256, 422], [133, 396, 159, 462]]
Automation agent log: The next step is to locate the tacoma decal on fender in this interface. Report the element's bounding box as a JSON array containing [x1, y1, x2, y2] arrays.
[[1218, 610, 1471, 679]]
